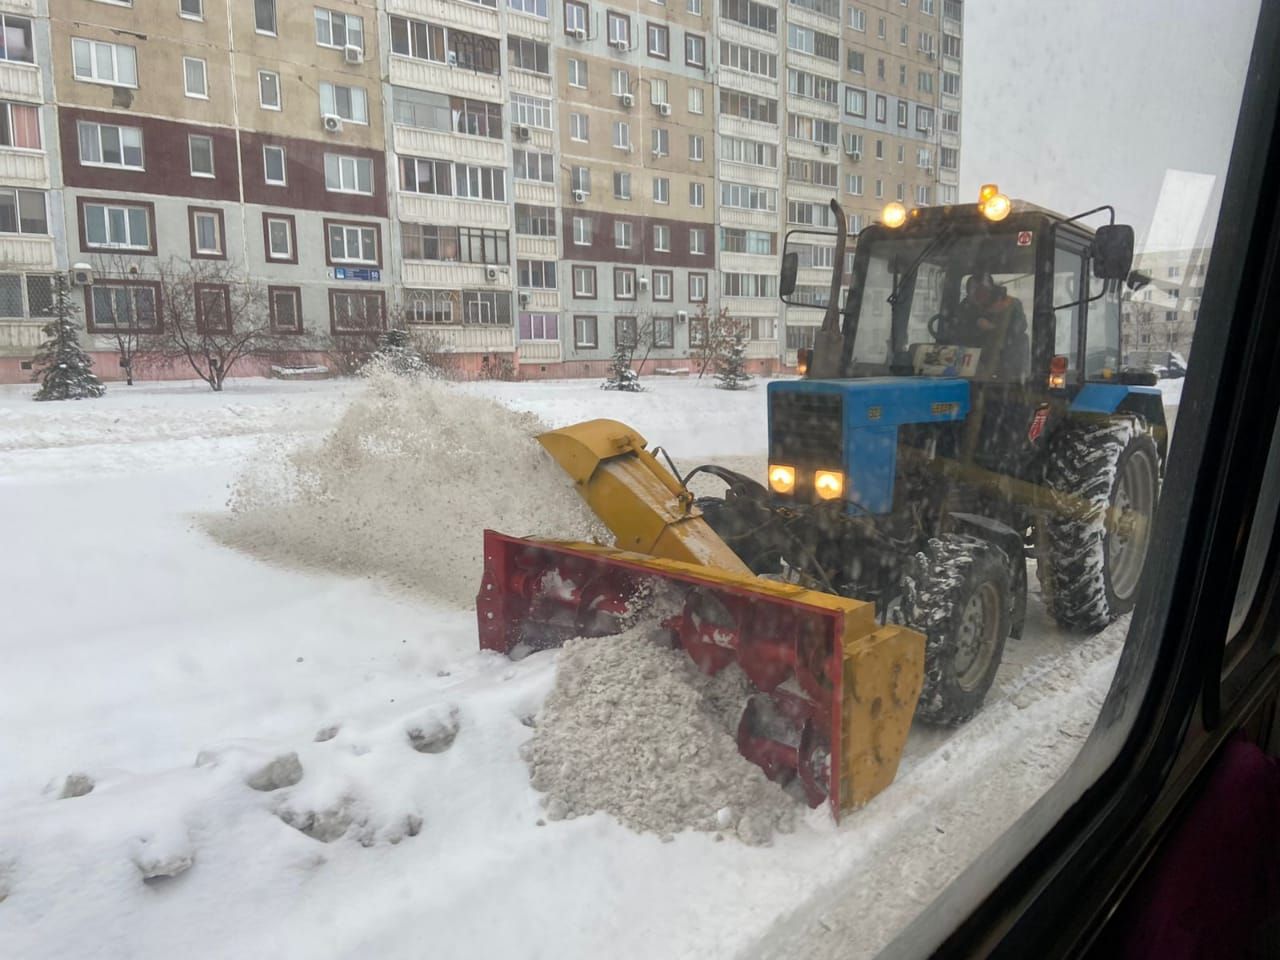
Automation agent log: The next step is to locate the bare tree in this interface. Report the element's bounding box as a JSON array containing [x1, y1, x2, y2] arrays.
[[87, 254, 154, 385], [690, 304, 740, 379], [149, 257, 294, 391]]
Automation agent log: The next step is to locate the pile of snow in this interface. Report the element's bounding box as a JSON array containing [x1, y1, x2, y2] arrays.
[[207, 370, 605, 608], [524, 630, 798, 845]]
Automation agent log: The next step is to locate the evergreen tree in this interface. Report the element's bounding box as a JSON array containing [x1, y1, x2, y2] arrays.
[[715, 326, 753, 390], [32, 275, 105, 402], [365, 328, 430, 377], [601, 342, 643, 392]]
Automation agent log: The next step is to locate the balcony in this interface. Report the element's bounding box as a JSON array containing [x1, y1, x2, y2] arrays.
[[509, 69, 553, 98], [398, 194, 511, 228], [518, 290, 559, 311], [387, 0, 500, 38], [507, 11, 551, 41], [719, 161, 781, 189], [785, 139, 839, 163], [514, 180, 556, 205], [718, 69, 779, 100], [0, 61, 40, 101], [394, 126, 505, 165], [721, 296, 775, 316], [719, 206, 781, 231], [516, 235, 557, 259], [720, 251, 777, 275], [786, 5, 841, 34], [424, 324, 516, 352], [0, 235, 55, 268], [786, 180, 839, 205], [517, 341, 562, 363], [390, 56, 502, 100], [786, 50, 841, 80], [718, 20, 782, 52], [719, 115, 781, 144], [744, 339, 780, 360], [0, 148, 48, 186], [401, 260, 510, 288], [0, 320, 41, 352]]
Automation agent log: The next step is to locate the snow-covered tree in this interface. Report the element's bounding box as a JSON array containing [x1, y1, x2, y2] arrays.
[[601, 341, 643, 392], [715, 325, 754, 390], [365, 328, 429, 378], [32, 274, 105, 401]]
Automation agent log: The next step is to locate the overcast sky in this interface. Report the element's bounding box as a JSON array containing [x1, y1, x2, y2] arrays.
[[960, 0, 1261, 250]]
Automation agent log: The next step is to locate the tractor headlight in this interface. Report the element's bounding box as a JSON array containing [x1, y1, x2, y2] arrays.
[[814, 470, 844, 501], [768, 464, 796, 495]]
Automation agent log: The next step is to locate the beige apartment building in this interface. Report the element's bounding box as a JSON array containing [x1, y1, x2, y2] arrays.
[[1122, 246, 1209, 366], [0, 0, 964, 383]]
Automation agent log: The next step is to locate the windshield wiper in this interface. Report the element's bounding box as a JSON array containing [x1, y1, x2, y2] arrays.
[[887, 224, 954, 305]]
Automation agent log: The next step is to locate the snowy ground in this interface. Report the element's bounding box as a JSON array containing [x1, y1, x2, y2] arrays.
[[0, 375, 1173, 959]]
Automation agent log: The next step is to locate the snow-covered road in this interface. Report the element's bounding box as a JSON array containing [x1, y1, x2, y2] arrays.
[[0, 376, 1167, 960]]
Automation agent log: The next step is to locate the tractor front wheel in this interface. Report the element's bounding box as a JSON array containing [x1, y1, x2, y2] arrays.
[[901, 534, 1013, 725], [1040, 416, 1160, 631]]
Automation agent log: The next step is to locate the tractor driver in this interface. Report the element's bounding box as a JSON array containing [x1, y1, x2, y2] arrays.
[[953, 272, 1030, 380]]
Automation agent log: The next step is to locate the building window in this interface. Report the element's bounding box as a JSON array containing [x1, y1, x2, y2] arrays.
[[515, 203, 556, 236], [518, 312, 558, 341], [574, 315, 597, 348], [688, 273, 707, 302], [72, 38, 137, 86], [849, 6, 866, 30], [517, 259, 557, 289], [567, 57, 586, 87], [572, 215, 592, 246], [188, 134, 215, 178], [652, 270, 673, 301], [615, 315, 637, 347], [614, 171, 631, 200], [315, 8, 364, 51], [653, 224, 670, 252], [327, 222, 379, 264], [269, 286, 302, 333], [897, 100, 908, 127], [324, 153, 373, 194], [943, 33, 961, 58], [509, 36, 550, 74], [690, 182, 705, 207], [651, 127, 669, 156], [687, 0, 702, 12], [263, 145, 286, 185], [508, 0, 549, 17], [689, 134, 704, 161], [25, 275, 54, 317], [689, 228, 707, 255], [689, 316, 707, 347], [510, 94, 552, 129], [917, 106, 935, 132], [183, 57, 208, 99], [613, 120, 631, 150], [320, 82, 368, 123], [897, 144, 906, 163], [330, 290, 385, 334], [259, 71, 281, 110], [0, 188, 46, 235], [401, 157, 453, 195], [943, 71, 961, 95], [614, 220, 632, 248], [0, 102, 40, 150], [875, 138, 884, 159], [688, 86, 704, 114], [189, 207, 224, 257], [942, 110, 960, 133], [615, 267, 636, 299], [404, 289, 456, 325], [919, 71, 935, 94], [400, 225, 510, 264], [846, 174, 863, 196], [87, 282, 159, 332], [572, 266, 596, 298], [896, 182, 905, 201], [390, 16, 445, 61], [454, 163, 506, 201], [564, 1, 588, 34], [255, 0, 276, 34], [514, 149, 555, 183], [78, 121, 144, 170], [0, 16, 31, 64], [650, 316, 674, 348], [845, 87, 867, 117], [195, 283, 231, 333], [263, 214, 296, 262], [875, 95, 887, 122], [916, 185, 931, 205], [848, 50, 865, 73], [653, 176, 669, 204], [685, 33, 706, 67], [647, 22, 669, 58], [180, 0, 204, 20], [570, 112, 588, 142], [81, 200, 151, 250], [607, 11, 631, 46]]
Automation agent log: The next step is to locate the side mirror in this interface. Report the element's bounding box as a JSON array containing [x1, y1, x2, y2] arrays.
[[1092, 224, 1135, 280], [780, 251, 799, 298], [1126, 269, 1151, 292]]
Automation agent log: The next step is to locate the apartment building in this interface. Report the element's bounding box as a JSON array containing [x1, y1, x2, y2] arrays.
[[0, 0, 963, 383], [1122, 246, 1209, 365]]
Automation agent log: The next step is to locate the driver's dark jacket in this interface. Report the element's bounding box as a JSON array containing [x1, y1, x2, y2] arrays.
[[944, 295, 1029, 380]]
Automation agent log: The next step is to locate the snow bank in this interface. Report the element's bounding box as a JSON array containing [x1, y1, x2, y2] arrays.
[[206, 370, 606, 609], [525, 631, 798, 845]]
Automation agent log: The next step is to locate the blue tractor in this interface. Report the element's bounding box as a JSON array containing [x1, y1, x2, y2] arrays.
[[691, 189, 1165, 724]]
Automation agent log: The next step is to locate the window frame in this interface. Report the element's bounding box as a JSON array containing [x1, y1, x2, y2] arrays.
[[0, 101, 41, 151], [572, 265, 597, 299], [685, 32, 706, 68], [194, 282, 232, 334], [77, 120, 144, 171], [71, 37, 138, 88], [262, 212, 297, 264], [258, 70, 282, 110], [84, 280, 161, 333], [614, 266, 637, 300], [646, 22, 670, 60], [183, 56, 208, 100], [179, 0, 204, 21], [328, 288, 387, 335], [262, 144, 287, 186], [268, 285, 303, 334], [324, 218, 381, 267], [652, 269, 673, 302], [77, 196, 156, 254], [573, 314, 598, 349], [188, 133, 215, 178], [188, 205, 226, 259]]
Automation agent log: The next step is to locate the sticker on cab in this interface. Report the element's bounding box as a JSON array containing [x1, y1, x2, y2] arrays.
[[1017, 231, 1034, 246]]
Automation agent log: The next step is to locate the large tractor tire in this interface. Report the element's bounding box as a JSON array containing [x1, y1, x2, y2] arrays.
[[901, 534, 1013, 725], [1039, 415, 1160, 631]]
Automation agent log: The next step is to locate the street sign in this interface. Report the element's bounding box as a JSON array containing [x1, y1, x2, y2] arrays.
[[333, 268, 381, 281]]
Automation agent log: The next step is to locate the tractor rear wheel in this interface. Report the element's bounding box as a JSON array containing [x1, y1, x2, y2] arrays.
[[1039, 416, 1160, 631], [901, 534, 1013, 725]]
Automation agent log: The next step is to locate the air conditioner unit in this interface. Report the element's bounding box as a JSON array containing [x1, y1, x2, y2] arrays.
[[571, 27, 586, 41], [70, 263, 92, 286], [485, 266, 499, 281], [637, 275, 649, 289], [820, 144, 830, 155], [447, 51, 458, 67], [620, 92, 634, 107], [610, 38, 628, 50], [850, 151, 862, 161], [518, 292, 531, 306], [927, 50, 937, 61], [676, 310, 688, 323], [515, 125, 531, 140], [658, 103, 671, 116], [572, 189, 586, 203], [322, 113, 343, 134], [343, 44, 363, 65]]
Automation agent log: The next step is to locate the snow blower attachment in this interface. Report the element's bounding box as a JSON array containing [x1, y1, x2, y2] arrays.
[[478, 420, 925, 818]]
